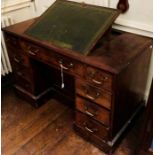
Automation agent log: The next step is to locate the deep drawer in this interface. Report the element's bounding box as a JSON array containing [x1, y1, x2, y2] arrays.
[[76, 79, 112, 109], [76, 96, 110, 126], [75, 111, 109, 141]]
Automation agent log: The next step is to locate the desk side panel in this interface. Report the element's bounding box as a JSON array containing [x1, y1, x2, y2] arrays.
[[111, 44, 152, 138]]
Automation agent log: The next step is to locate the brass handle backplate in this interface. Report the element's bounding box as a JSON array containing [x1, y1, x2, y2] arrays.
[[59, 59, 74, 70]]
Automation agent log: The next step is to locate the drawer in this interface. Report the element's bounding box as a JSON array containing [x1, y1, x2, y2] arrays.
[[9, 51, 29, 67], [84, 66, 112, 91], [76, 79, 111, 109], [12, 63, 33, 82], [13, 54, 29, 67], [22, 41, 53, 63], [5, 35, 21, 50], [76, 96, 110, 126], [23, 41, 84, 77], [75, 111, 109, 141], [14, 75, 34, 93], [52, 53, 84, 77]]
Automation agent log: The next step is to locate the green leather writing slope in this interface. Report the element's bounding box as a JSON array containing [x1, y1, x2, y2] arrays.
[[25, 0, 120, 55]]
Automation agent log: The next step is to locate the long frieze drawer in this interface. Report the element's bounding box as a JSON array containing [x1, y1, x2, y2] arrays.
[[23, 41, 84, 77], [76, 96, 110, 126], [84, 66, 112, 91], [75, 111, 109, 141], [76, 79, 112, 110]]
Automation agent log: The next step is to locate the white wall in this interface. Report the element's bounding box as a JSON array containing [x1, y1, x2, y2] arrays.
[[110, 0, 153, 37], [1, 0, 36, 23]]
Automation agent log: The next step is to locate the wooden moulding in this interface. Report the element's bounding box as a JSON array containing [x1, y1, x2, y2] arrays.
[[14, 85, 54, 108]]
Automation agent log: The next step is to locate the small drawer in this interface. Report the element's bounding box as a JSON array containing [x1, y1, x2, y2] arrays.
[[76, 79, 111, 109], [84, 66, 112, 91], [13, 63, 33, 82], [11, 53, 29, 67], [5, 35, 21, 49], [76, 97, 110, 126], [23, 41, 58, 66], [75, 111, 109, 141], [25, 42, 51, 61], [14, 75, 34, 93], [53, 54, 84, 77]]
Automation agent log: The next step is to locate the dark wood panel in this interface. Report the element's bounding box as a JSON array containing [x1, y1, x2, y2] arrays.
[[111, 45, 152, 138]]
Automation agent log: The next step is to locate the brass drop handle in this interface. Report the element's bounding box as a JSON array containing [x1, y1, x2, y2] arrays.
[[92, 77, 108, 85], [92, 79, 102, 85], [84, 106, 98, 117], [85, 110, 94, 117], [14, 57, 21, 63], [85, 91, 100, 101], [60, 64, 69, 70], [84, 123, 98, 133], [29, 49, 39, 56], [85, 127, 94, 133], [59, 60, 74, 70]]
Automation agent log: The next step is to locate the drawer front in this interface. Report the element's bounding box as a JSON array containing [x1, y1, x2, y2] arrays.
[[5, 35, 21, 50], [76, 97, 110, 126], [75, 111, 109, 140], [23, 41, 55, 63], [11, 52, 29, 67], [8, 50, 29, 67], [76, 79, 111, 109], [52, 53, 84, 77], [84, 66, 112, 91], [23, 41, 84, 77], [12, 63, 33, 82]]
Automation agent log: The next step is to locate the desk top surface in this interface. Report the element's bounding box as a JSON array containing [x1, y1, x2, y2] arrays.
[[25, 0, 119, 55], [3, 18, 152, 74]]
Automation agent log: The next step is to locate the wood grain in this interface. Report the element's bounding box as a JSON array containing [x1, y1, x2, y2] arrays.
[[2, 97, 68, 155]]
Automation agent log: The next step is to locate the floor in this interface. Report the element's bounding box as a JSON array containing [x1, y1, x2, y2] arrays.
[[2, 86, 143, 155]]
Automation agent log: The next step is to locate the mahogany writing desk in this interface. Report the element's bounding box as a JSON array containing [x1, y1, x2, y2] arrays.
[[2, 2, 152, 153]]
